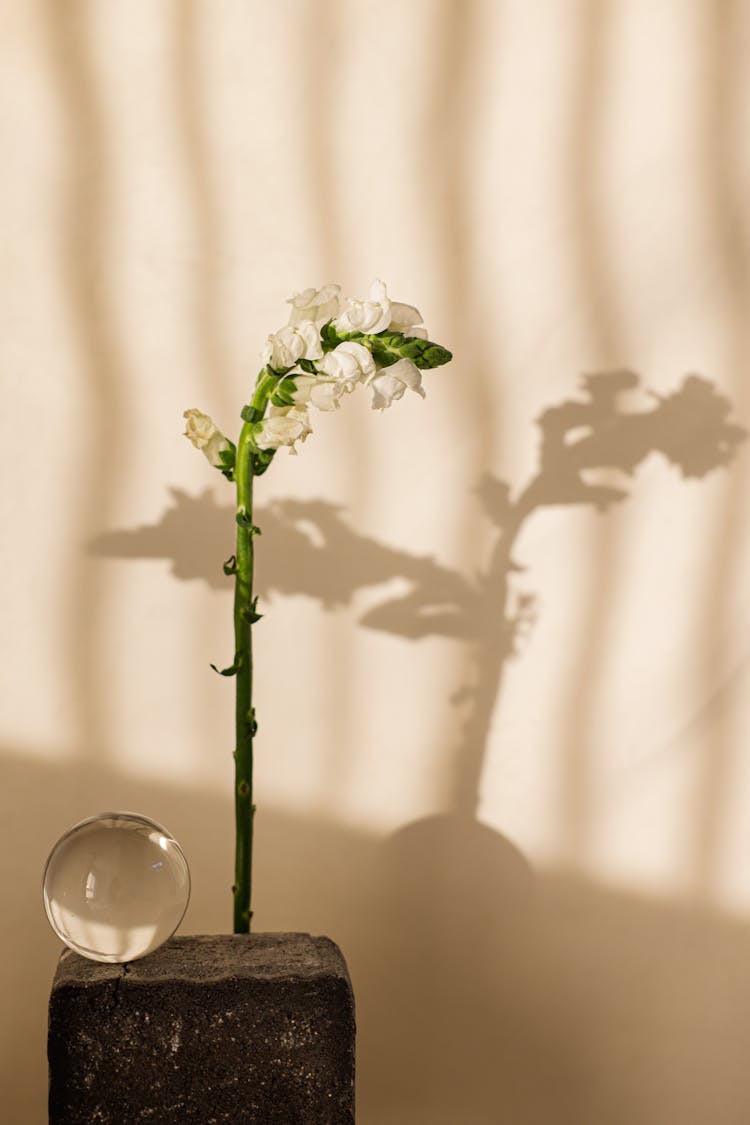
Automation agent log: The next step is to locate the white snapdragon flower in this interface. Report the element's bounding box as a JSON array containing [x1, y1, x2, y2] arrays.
[[369, 358, 425, 411], [287, 284, 341, 326], [183, 409, 231, 467], [388, 301, 428, 339], [255, 405, 312, 453], [288, 373, 344, 412], [262, 321, 323, 370], [334, 279, 392, 335], [317, 341, 376, 390]]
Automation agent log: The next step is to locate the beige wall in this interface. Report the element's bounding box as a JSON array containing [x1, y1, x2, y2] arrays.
[[2, 1, 750, 1121]]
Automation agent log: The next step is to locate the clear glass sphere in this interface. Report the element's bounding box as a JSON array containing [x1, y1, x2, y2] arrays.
[[42, 812, 191, 963]]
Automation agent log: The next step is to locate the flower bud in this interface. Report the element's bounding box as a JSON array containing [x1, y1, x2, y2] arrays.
[[183, 409, 231, 467]]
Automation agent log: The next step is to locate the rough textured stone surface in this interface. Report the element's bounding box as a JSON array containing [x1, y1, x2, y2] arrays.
[[48, 933, 355, 1124]]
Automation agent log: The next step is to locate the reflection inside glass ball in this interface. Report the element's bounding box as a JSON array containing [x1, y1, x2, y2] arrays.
[[43, 812, 191, 963]]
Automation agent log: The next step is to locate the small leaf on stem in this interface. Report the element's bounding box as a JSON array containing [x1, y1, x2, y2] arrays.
[[236, 512, 262, 535], [210, 655, 242, 677]]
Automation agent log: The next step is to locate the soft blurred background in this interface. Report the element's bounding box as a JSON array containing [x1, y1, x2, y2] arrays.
[[2, 1, 750, 1121]]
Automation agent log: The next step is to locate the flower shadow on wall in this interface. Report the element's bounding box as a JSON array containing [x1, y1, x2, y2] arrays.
[[91, 370, 746, 824]]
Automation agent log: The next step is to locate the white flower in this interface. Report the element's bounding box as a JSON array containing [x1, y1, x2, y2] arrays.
[[334, 279, 392, 335], [388, 301, 427, 339], [369, 358, 425, 411], [288, 373, 344, 412], [255, 406, 312, 453], [287, 284, 341, 326], [262, 321, 323, 370], [317, 341, 376, 390], [183, 409, 231, 467]]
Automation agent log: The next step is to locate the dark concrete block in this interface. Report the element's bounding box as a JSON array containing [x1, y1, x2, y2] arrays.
[[48, 933, 355, 1124]]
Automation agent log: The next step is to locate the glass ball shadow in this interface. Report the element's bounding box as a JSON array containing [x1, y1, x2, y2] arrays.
[[42, 812, 191, 963]]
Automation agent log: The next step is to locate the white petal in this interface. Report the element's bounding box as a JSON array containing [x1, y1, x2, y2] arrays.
[[336, 340, 376, 378], [369, 358, 425, 410], [203, 432, 231, 468], [318, 347, 360, 388], [288, 286, 317, 309], [256, 405, 312, 450], [297, 321, 324, 359], [369, 279, 388, 303], [389, 301, 423, 328], [387, 357, 424, 392], [310, 381, 343, 411]]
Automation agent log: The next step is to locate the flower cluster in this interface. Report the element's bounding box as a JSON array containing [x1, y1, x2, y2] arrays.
[[255, 279, 449, 453], [184, 279, 451, 465]]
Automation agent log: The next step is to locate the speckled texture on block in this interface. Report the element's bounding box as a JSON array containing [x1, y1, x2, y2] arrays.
[[48, 933, 355, 1124]]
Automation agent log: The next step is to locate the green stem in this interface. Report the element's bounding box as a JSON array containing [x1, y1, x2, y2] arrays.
[[233, 419, 256, 933], [231, 369, 277, 933]]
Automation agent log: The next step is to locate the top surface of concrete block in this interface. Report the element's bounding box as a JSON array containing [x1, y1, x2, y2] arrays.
[[52, 932, 349, 986]]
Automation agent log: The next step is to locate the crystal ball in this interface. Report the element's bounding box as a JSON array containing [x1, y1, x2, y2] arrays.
[[42, 812, 191, 963]]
